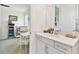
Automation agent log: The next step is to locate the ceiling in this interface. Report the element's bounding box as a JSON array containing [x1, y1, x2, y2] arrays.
[[7, 4, 30, 13]]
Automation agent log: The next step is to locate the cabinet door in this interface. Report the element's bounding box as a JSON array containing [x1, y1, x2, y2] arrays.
[[36, 40, 45, 54], [48, 45, 63, 54]]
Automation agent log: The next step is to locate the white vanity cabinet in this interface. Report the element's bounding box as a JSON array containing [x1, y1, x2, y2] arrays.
[[35, 33, 79, 54], [36, 34, 64, 54]]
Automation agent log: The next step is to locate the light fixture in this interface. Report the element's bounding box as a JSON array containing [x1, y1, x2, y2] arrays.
[[0, 4, 10, 7]]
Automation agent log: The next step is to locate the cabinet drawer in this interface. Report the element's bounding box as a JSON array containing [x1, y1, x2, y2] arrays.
[[49, 48, 64, 54], [55, 41, 72, 54], [36, 35, 54, 47], [47, 45, 64, 54], [41, 36, 54, 47]]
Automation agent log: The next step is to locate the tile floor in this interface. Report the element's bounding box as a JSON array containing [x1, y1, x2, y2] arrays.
[[0, 38, 29, 54]]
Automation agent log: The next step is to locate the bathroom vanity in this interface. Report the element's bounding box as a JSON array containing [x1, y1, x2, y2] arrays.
[[35, 33, 79, 54]]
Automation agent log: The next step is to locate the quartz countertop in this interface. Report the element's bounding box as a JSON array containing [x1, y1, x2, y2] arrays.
[[36, 32, 79, 46]]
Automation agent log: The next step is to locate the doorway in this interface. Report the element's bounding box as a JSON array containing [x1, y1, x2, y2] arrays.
[[0, 4, 31, 54]]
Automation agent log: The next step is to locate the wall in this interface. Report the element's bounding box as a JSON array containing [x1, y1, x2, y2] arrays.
[[46, 5, 55, 28], [0, 6, 1, 39], [30, 5, 46, 53], [75, 5, 79, 32], [1, 6, 9, 40], [30, 4, 55, 53]]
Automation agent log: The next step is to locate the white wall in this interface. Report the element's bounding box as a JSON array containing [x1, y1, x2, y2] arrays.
[[30, 5, 46, 53], [30, 4, 55, 53], [0, 6, 1, 37], [75, 5, 79, 32], [1, 6, 9, 39], [46, 5, 55, 28]]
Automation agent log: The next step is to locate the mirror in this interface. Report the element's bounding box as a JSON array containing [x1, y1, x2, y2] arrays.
[[55, 4, 78, 33]]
